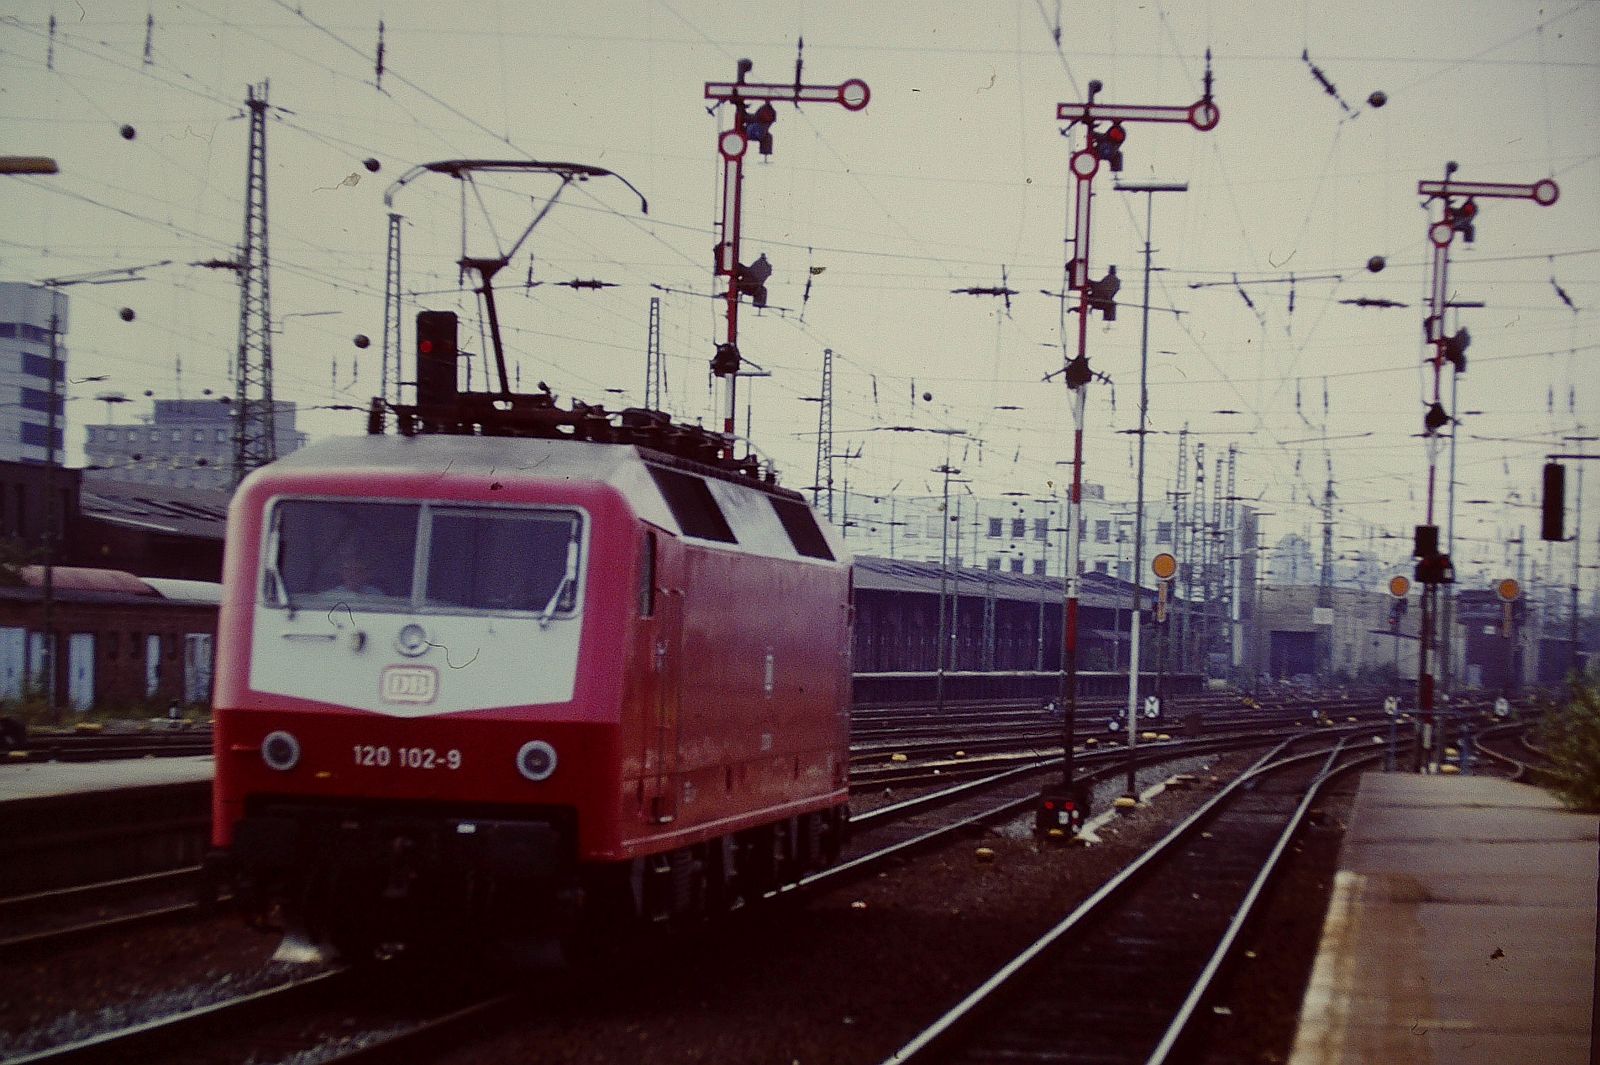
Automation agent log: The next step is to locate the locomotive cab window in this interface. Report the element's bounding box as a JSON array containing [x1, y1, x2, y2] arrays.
[[265, 499, 583, 618]]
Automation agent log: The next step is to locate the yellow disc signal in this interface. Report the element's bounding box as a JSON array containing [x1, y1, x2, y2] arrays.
[[1151, 552, 1177, 581], [1387, 575, 1410, 599], [1496, 578, 1521, 602]]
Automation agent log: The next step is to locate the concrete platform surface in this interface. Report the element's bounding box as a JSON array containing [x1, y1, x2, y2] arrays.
[[1289, 772, 1598, 1065], [0, 754, 213, 802]]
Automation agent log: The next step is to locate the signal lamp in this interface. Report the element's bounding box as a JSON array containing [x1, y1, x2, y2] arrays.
[[1443, 328, 1469, 372], [1064, 354, 1093, 389], [1423, 402, 1450, 433], [1542, 462, 1566, 541], [1448, 198, 1477, 242], [1093, 122, 1126, 172]]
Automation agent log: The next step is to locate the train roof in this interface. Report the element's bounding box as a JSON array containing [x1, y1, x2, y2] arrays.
[[853, 554, 1170, 611], [254, 434, 849, 567], [6, 566, 221, 606]]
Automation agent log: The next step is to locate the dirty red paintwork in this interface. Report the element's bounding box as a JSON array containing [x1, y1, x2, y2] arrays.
[[211, 445, 851, 869]]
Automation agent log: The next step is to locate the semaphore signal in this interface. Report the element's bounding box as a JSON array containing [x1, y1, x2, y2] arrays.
[[703, 57, 869, 459]]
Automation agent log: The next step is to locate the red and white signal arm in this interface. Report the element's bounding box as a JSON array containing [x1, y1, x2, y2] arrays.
[[1496, 578, 1521, 602], [1388, 575, 1411, 599]]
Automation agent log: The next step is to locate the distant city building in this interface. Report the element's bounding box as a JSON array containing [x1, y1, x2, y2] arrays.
[[824, 483, 1183, 580], [1272, 533, 1317, 586], [84, 398, 308, 490], [0, 282, 68, 465]]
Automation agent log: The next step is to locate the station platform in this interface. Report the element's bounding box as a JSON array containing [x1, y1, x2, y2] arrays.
[[0, 756, 215, 895], [0, 753, 213, 802], [1289, 772, 1598, 1065]]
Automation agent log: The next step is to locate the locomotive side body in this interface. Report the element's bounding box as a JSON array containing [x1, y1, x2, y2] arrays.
[[211, 434, 850, 954]]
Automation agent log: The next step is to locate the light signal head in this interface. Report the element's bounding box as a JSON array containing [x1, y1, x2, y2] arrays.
[[414, 310, 460, 406], [1448, 198, 1477, 242], [1092, 122, 1126, 171]]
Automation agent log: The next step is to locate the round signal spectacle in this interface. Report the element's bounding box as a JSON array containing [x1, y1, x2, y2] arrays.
[[1151, 552, 1177, 581]]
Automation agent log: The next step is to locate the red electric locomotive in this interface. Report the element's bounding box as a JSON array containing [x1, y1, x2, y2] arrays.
[[210, 314, 852, 960]]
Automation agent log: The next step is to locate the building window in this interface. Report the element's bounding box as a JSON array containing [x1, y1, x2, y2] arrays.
[[148, 429, 159, 442], [21, 422, 63, 450], [926, 515, 942, 537], [988, 518, 1002, 538], [987, 557, 1001, 571], [171, 430, 181, 443], [1034, 517, 1047, 541], [215, 429, 227, 443], [1033, 558, 1047, 575], [1011, 518, 1025, 539], [193, 429, 205, 443], [1010, 558, 1023, 573], [20, 352, 63, 380], [1117, 561, 1132, 581], [1095, 520, 1110, 543], [1157, 521, 1173, 542], [1095, 561, 1109, 574], [20, 388, 63, 415]]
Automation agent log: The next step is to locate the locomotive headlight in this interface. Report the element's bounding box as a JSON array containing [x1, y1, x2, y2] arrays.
[[515, 740, 558, 782], [395, 623, 429, 658], [262, 730, 301, 771]]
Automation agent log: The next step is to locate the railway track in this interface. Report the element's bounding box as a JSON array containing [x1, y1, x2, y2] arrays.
[[0, 867, 223, 963], [0, 700, 1406, 963], [877, 736, 1379, 1065], [3, 724, 1323, 1064]]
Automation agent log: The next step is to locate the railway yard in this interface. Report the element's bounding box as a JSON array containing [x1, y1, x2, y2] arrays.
[[0, 692, 1586, 1065]]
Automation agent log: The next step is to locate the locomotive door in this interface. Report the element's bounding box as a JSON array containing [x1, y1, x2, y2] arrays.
[[648, 585, 684, 824]]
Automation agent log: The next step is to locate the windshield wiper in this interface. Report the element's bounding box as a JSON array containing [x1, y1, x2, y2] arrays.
[[263, 526, 294, 610], [538, 537, 580, 630]]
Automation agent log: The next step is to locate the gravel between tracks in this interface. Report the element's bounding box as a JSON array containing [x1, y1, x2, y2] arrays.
[[432, 750, 1276, 1065], [0, 915, 301, 1057]]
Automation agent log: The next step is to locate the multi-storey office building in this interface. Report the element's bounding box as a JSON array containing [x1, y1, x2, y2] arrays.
[[0, 282, 68, 467], [84, 398, 307, 490]]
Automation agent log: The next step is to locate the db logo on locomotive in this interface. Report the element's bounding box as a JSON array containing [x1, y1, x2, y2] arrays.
[[380, 665, 438, 704]]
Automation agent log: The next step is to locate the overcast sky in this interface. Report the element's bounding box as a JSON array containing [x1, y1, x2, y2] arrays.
[[2, 1, 1596, 595]]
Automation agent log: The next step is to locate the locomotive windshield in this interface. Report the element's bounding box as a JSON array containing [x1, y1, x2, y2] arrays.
[[265, 499, 583, 616]]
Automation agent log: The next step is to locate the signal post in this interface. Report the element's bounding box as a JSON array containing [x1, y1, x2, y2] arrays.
[[1036, 69, 1218, 836], [1410, 164, 1557, 770], [703, 60, 869, 457]]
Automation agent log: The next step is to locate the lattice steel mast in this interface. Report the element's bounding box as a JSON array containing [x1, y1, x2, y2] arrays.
[[644, 296, 664, 411], [380, 212, 403, 407], [231, 83, 276, 487], [814, 347, 834, 520]]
